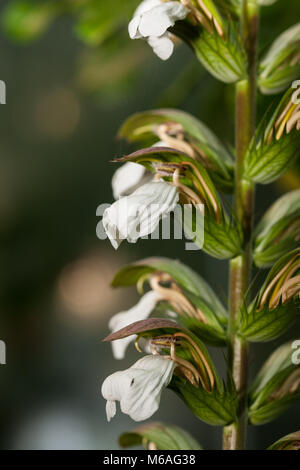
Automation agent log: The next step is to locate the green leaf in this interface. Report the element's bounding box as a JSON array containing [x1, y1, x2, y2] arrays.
[[1, 0, 58, 43], [249, 342, 300, 425], [119, 422, 202, 450], [268, 431, 300, 450], [254, 189, 300, 267], [111, 257, 228, 323]]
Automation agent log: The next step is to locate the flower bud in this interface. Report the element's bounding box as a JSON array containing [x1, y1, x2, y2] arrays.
[[254, 190, 300, 267], [249, 342, 300, 425], [258, 23, 300, 95], [239, 249, 300, 342], [244, 85, 300, 184]]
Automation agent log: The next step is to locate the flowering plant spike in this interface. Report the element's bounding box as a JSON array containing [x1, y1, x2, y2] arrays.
[[100, 0, 300, 451]]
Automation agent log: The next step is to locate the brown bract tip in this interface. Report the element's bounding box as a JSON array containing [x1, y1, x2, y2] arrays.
[[103, 318, 181, 342]]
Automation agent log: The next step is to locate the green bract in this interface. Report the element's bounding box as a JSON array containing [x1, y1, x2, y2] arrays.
[[119, 109, 234, 193], [243, 86, 300, 184], [268, 431, 300, 450], [119, 422, 202, 450], [258, 23, 300, 95], [112, 257, 228, 346], [239, 301, 298, 343], [249, 342, 300, 425], [254, 190, 300, 267], [215, 0, 241, 17], [239, 250, 300, 342], [114, 146, 242, 259], [169, 375, 237, 426], [172, 18, 247, 84]]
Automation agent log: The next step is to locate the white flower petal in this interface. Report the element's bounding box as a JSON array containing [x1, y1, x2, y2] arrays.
[[111, 336, 136, 361], [112, 162, 151, 200], [134, 0, 163, 16], [101, 355, 175, 422], [128, 15, 143, 39], [102, 370, 132, 412], [138, 2, 188, 38], [129, 0, 163, 39], [102, 181, 179, 249], [148, 34, 174, 60], [105, 400, 116, 422], [109, 291, 161, 331], [109, 291, 162, 360], [120, 356, 175, 421]]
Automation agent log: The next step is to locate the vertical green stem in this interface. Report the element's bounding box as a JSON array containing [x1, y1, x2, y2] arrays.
[[223, 1, 259, 450]]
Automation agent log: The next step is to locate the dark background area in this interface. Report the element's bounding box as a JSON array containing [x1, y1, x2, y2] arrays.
[[0, 0, 299, 450]]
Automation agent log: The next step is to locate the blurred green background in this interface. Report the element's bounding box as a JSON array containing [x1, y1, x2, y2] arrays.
[[0, 0, 299, 450]]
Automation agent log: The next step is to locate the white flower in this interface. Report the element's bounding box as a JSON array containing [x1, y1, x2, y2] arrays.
[[101, 355, 176, 422], [111, 142, 171, 200], [128, 0, 189, 60], [109, 291, 162, 360], [102, 181, 179, 249], [147, 34, 175, 61], [112, 162, 152, 200]]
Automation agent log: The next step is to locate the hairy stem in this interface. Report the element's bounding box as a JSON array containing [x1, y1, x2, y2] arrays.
[[223, 0, 259, 450]]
